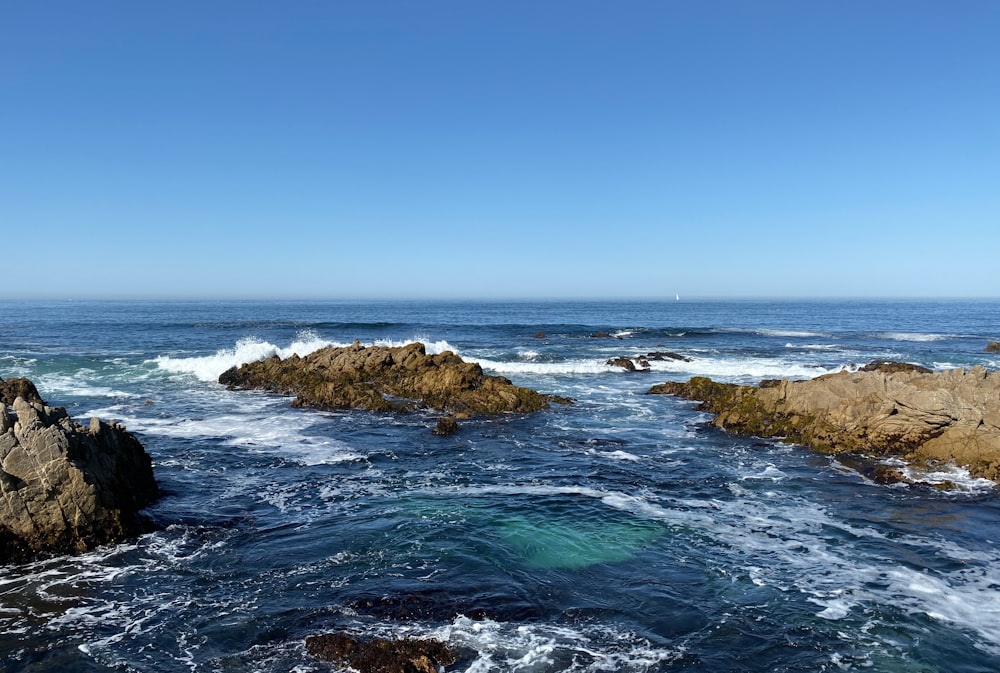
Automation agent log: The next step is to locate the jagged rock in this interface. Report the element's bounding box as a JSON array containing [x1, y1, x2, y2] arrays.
[[0, 376, 44, 405], [860, 360, 932, 374], [645, 351, 693, 363], [606, 357, 638, 372], [432, 416, 459, 435], [870, 464, 908, 485], [220, 341, 571, 418], [304, 633, 458, 673], [1, 389, 159, 563], [607, 352, 693, 371], [649, 361, 1000, 482], [986, 341, 1000, 353]]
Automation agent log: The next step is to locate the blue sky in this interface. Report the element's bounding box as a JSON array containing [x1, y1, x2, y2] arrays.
[[2, 1, 998, 299]]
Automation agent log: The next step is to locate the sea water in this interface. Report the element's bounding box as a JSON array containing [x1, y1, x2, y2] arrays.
[[1, 299, 999, 672]]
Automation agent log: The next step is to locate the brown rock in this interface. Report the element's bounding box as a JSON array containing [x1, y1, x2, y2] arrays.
[[860, 360, 932, 374], [606, 356, 651, 372], [0, 377, 45, 406], [220, 342, 570, 417], [606, 357, 637, 372], [305, 633, 458, 673], [986, 341, 1000, 353], [432, 416, 459, 435], [1, 390, 159, 563], [649, 361, 1000, 483]]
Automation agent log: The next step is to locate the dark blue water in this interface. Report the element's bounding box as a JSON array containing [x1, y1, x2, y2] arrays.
[[2, 300, 999, 672]]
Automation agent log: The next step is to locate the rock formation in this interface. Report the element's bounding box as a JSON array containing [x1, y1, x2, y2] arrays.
[[0, 376, 44, 406], [649, 363, 1000, 482], [1, 379, 159, 563], [987, 341, 1000, 353], [220, 341, 571, 417], [606, 351, 693, 372], [432, 416, 460, 436], [305, 633, 458, 673]]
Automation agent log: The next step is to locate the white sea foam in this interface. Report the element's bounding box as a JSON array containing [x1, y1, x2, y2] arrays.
[[372, 337, 456, 355], [756, 328, 829, 338], [33, 373, 132, 400], [899, 463, 996, 493], [472, 354, 836, 381], [787, 343, 840, 351], [437, 481, 1000, 653], [470, 358, 612, 376], [152, 333, 457, 382], [880, 332, 951, 342], [429, 615, 682, 672], [585, 449, 643, 462], [642, 356, 838, 382], [669, 487, 1000, 652]]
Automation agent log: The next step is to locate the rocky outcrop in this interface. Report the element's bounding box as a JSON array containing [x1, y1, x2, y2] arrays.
[[607, 356, 646, 372], [305, 633, 458, 673], [220, 341, 571, 417], [607, 351, 693, 372], [649, 363, 1000, 482], [987, 341, 1000, 353], [1, 376, 44, 406], [1, 385, 159, 563]]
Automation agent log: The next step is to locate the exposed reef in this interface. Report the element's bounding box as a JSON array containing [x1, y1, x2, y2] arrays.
[[649, 362, 1000, 482], [220, 341, 571, 417], [1, 377, 159, 564], [305, 633, 458, 673], [606, 351, 693, 372]]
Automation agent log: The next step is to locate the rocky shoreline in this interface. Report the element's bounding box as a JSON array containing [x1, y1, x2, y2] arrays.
[[1, 377, 159, 564], [220, 340, 571, 418], [650, 361, 1000, 483]]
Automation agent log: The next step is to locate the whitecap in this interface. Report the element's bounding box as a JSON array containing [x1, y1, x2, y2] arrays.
[[879, 332, 952, 342], [153, 334, 457, 383], [786, 343, 840, 351], [756, 328, 829, 338], [372, 337, 457, 355], [470, 358, 611, 376], [642, 355, 839, 382]]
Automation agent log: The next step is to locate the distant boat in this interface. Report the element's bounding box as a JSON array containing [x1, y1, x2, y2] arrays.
[[675, 293, 680, 301]]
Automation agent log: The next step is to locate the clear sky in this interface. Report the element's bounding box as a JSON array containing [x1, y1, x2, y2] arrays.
[[2, 1, 998, 300]]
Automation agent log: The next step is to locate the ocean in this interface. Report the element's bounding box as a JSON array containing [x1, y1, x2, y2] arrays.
[[2, 299, 999, 673]]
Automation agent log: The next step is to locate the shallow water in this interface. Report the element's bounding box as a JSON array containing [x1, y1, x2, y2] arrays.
[[2, 299, 999, 672]]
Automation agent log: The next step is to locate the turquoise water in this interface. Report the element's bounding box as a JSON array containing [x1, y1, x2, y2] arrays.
[[1, 299, 999, 672]]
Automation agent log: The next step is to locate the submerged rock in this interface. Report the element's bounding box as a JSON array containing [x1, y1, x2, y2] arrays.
[[649, 362, 1000, 483], [1, 381, 159, 563], [220, 341, 571, 417], [304, 633, 458, 673], [432, 416, 460, 435]]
